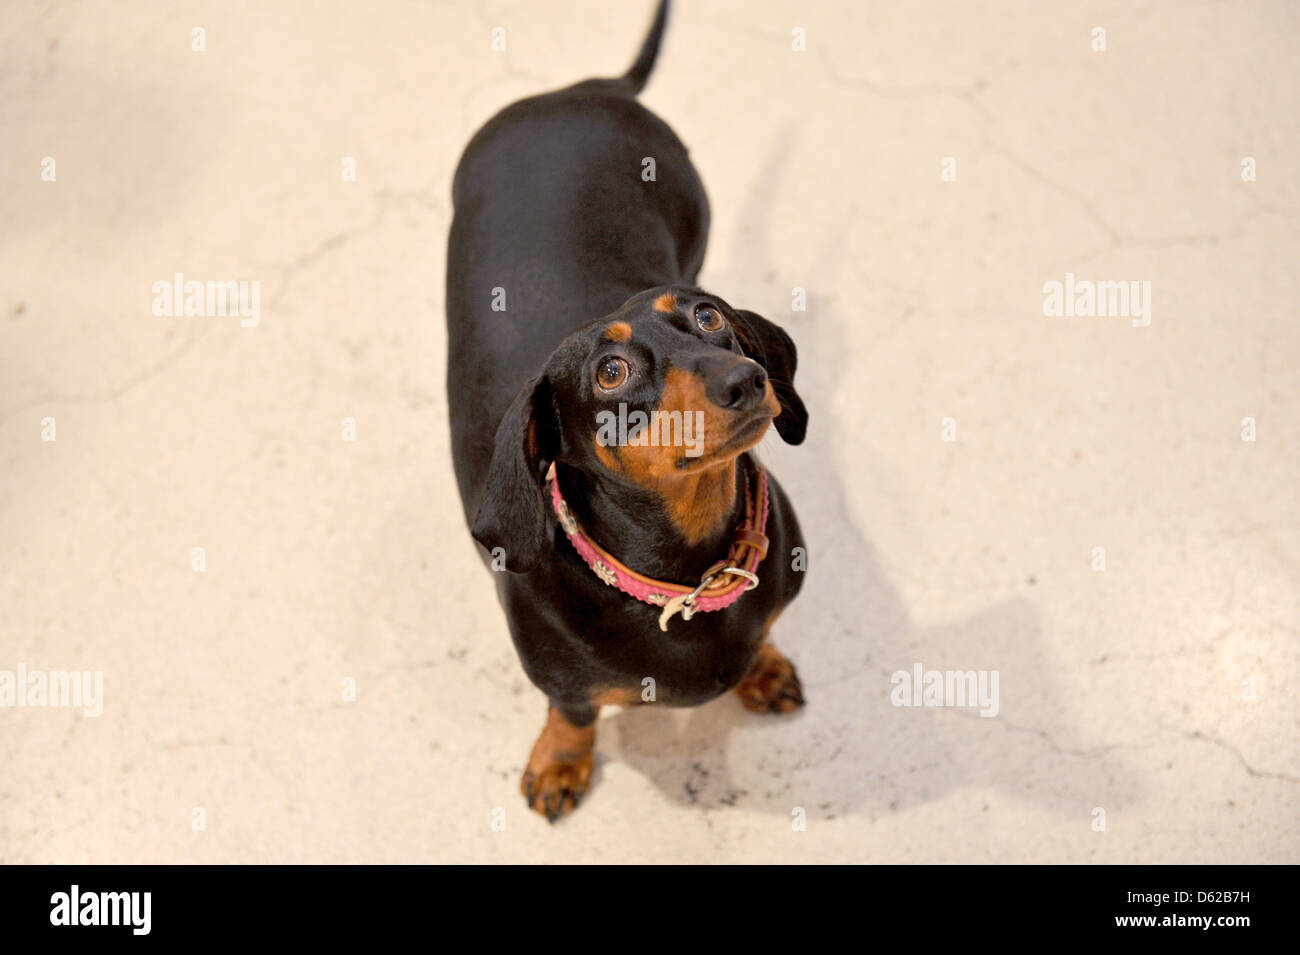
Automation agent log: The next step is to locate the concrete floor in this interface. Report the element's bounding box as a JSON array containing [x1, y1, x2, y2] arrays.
[[2, 0, 1296, 863]]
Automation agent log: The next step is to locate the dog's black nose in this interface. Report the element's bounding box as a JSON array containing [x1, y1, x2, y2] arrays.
[[706, 358, 768, 412]]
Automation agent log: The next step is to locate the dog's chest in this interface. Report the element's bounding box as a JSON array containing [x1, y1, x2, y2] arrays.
[[570, 580, 786, 706]]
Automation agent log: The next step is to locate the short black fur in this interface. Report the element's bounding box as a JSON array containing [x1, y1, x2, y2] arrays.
[[445, 0, 810, 817]]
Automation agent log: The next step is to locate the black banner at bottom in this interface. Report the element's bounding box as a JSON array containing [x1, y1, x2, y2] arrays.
[[0, 864, 1283, 940]]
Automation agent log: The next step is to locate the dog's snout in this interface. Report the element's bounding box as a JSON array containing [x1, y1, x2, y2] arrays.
[[707, 359, 768, 412]]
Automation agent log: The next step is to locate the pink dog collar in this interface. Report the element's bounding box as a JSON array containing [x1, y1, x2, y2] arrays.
[[549, 464, 771, 631]]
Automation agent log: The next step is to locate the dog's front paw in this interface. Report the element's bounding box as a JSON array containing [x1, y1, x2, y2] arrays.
[[735, 643, 805, 714], [520, 706, 596, 822], [521, 756, 592, 822]]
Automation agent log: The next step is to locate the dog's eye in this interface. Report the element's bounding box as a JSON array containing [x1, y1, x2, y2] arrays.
[[695, 304, 725, 333], [596, 356, 630, 390]]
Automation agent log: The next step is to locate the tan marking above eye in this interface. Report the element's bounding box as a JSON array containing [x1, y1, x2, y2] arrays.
[[603, 321, 632, 342], [653, 292, 677, 313]]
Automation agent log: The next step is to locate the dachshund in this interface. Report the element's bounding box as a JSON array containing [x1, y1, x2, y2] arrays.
[[445, 0, 808, 821]]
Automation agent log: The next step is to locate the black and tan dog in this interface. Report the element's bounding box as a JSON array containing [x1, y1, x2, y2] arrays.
[[446, 0, 808, 821]]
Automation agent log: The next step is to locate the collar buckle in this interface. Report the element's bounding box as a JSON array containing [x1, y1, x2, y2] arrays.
[[719, 566, 760, 591], [656, 565, 761, 631]]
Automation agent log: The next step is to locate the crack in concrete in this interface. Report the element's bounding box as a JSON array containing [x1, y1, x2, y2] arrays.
[[0, 327, 208, 425], [948, 707, 1167, 759], [1171, 725, 1300, 784], [813, 47, 1296, 258], [817, 48, 994, 122], [266, 184, 445, 310], [1089, 626, 1237, 666]]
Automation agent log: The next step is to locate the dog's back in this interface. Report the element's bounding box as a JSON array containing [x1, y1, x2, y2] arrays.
[[445, 0, 707, 519]]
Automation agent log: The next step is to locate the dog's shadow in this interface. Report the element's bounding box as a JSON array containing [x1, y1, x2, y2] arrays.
[[594, 128, 1141, 823]]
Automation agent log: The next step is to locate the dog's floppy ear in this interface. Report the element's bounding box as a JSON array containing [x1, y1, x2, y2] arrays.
[[471, 375, 559, 573], [732, 309, 808, 445]]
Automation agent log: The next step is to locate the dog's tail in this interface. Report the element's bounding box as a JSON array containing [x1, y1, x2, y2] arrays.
[[621, 0, 669, 94]]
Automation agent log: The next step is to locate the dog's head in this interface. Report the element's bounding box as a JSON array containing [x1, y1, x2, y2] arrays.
[[471, 286, 808, 572]]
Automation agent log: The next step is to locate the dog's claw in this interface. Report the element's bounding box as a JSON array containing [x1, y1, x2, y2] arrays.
[[520, 754, 592, 823]]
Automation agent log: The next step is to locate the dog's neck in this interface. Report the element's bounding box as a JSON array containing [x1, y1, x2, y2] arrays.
[[555, 457, 748, 585]]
